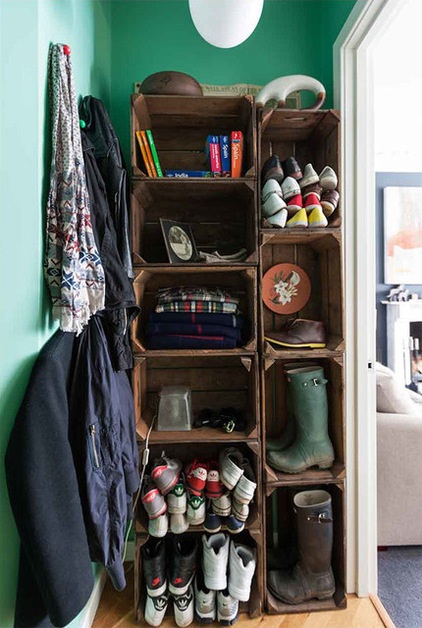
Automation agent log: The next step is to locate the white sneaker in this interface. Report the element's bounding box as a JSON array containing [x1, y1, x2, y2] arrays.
[[170, 512, 189, 535], [219, 448, 244, 490], [228, 541, 256, 602], [233, 459, 256, 505], [211, 491, 231, 517], [232, 499, 249, 522], [194, 569, 216, 623], [148, 512, 168, 538], [202, 532, 229, 590], [217, 589, 239, 626], [145, 589, 169, 627], [173, 585, 194, 627], [187, 492, 205, 525], [167, 476, 187, 514]]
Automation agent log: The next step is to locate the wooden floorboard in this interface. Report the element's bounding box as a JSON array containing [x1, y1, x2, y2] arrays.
[[92, 566, 389, 628]]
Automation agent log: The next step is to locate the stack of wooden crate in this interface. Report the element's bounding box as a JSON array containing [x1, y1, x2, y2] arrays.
[[129, 95, 345, 622]]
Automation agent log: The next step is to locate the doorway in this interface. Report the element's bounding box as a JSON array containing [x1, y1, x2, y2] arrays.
[[335, 0, 422, 623]]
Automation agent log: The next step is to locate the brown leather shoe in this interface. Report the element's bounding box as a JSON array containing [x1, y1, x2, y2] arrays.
[[265, 319, 326, 348], [301, 182, 323, 198], [261, 155, 284, 186], [282, 156, 302, 180], [321, 189, 340, 217]]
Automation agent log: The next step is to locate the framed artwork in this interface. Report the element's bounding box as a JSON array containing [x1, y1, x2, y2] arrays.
[[160, 219, 199, 264], [384, 186, 422, 284]]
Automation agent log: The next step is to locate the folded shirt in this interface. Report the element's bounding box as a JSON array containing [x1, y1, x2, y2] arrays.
[[156, 286, 239, 305], [148, 311, 244, 328], [155, 301, 238, 314], [147, 322, 242, 342], [146, 334, 237, 350]]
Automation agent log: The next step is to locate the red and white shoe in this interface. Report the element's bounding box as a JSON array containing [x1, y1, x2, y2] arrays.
[[185, 460, 208, 496], [205, 462, 224, 499], [286, 193, 303, 212], [151, 455, 182, 495], [303, 192, 322, 213]]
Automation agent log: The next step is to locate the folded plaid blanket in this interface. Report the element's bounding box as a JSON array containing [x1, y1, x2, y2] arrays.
[[147, 322, 242, 341], [148, 311, 244, 328], [155, 301, 238, 314], [156, 286, 239, 305], [147, 334, 237, 350]]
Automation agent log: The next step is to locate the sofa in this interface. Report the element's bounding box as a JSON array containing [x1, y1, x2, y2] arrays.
[[376, 362, 422, 546]]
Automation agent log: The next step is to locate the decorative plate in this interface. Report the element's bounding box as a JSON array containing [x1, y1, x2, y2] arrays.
[[262, 263, 311, 314]]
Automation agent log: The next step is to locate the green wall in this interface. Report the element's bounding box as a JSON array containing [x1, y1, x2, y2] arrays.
[[109, 0, 355, 163], [0, 1, 110, 626], [0, 1, 354, 626]]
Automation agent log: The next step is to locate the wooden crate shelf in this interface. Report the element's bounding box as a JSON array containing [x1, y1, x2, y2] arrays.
[[261, 356, 345, 488], [135, 528, 263, 623], [258, 108, 341, 226], [135, 441, 262, 540], [132, 354, 260, 442], [264, 482, 346, 615], [131, 94, 257, 178], [132, 265, 258, 353], [264, 461, 346, 495], [259, 231, 344, 354], [131, 179, 258, 265], [129, 99, 346, 622]]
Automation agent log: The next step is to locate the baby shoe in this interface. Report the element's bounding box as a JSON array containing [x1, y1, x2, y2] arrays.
[[300, 163, 319, 189], [319, 165, 338, 190], [286, 207, 308, 228], [266, 208, 288, 228]]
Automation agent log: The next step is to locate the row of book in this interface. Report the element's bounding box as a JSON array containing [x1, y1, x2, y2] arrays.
[[135, 129, 244, 178], [135, 129, 163, 177]]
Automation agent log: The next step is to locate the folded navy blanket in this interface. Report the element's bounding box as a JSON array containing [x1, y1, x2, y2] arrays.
[[148, 312, 244, 328], [147, 322, 242, 341], [146, 334, 237, 350]]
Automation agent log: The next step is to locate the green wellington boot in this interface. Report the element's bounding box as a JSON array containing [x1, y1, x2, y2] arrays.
[[267, 366, 334, 473], [268, 489, 335, 604], [266, 362, 317, 453]]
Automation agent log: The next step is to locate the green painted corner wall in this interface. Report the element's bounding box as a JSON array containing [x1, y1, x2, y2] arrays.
[[109, 0, 355, 163], [0, 1, 354, 626], [0, 1, 110, 627]]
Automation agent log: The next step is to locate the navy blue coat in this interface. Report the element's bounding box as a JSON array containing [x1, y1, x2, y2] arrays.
[[6, 318, 139, 627]]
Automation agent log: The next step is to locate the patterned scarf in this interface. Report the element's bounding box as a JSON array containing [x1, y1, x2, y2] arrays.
[[44, 43, 105, 334]]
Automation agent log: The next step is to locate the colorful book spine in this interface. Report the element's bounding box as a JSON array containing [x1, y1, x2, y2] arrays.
[[205, 134, 221, 175], [219, 135, 230, 176], [140, 130, 157, 177], [135, 131, 154, 177], [145, 129, 163, 177], [165, 170, 213, 178], [230, 131, 243, 177]]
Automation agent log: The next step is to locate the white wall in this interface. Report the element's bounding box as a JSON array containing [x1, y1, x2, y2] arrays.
[[374, 0, 422, 171]]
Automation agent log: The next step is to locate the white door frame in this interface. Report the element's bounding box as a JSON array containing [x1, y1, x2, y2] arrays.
[[334, 0, 410, 596]]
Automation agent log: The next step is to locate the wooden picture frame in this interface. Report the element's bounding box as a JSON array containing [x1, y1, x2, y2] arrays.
[[160, 218, 199, 263]]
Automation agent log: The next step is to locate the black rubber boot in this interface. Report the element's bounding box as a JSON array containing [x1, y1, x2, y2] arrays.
[[268, 489, 335, 604]]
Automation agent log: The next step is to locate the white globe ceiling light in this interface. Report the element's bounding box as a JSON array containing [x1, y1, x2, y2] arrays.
[[189, 0, 264, 48]]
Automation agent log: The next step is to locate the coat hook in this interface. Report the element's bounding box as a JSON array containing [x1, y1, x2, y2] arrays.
[[63, 44, 71, 56]]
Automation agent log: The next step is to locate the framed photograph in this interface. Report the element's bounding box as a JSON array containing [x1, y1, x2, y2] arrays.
[[384, 186, 422, 284], [160, 219, 199, 263]]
